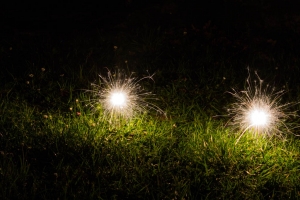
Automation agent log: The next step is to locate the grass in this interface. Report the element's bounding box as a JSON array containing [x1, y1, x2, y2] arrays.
[[1, 95, 300, 199], [1, 2, 300, 199]]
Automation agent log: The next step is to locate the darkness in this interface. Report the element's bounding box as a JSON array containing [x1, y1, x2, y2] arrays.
[[1, 1, 157, 31], [1, 0, 300, 74], [2, 1, 300, 34]]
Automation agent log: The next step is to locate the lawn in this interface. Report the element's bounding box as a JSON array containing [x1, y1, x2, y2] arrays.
[[1, 1, 300, 199]]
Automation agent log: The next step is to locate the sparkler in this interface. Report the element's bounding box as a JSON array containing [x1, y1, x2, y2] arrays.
[[227, 69, 297, 143], [87, 69, 164, 123]]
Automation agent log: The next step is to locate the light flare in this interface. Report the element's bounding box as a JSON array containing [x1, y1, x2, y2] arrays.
[[227, 69, 297, 143], [110, 91, 126, 107], [86, 69, 165, 122], [250, 110, 268, 126], [249, 109, 268, 126]]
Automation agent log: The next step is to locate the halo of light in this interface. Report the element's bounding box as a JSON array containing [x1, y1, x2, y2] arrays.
[[227, 69, 297, 142], [249, 109, 268, 126], [86, 69, 165, 122], [110, 91, 126, 107]]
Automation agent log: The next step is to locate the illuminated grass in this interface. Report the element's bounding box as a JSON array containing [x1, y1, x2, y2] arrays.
[[1, 96, 300, 199], [1, 20, 300, 199]]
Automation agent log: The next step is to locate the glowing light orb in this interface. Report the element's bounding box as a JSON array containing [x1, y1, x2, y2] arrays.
[[227, 69, 297, 142], [87, 69, 165, 122], [249, 109, 268, 126], [110, 92, 126, 107]]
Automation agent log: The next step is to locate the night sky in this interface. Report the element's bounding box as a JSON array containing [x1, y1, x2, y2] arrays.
[[1, 0, 300, 78], [2, 1, 300, 35]]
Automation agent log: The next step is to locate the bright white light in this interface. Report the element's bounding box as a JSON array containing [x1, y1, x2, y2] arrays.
[[110, 92, 126, 107], [249, 109, 268, 126], [87, 69, 165, 122], [227, 68, 297, 142]]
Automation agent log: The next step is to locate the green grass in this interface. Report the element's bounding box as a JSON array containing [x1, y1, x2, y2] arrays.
[[1, 94, 300, 199], [1, 7, 300, 199]]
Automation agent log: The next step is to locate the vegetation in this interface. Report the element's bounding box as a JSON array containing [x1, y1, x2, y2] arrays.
[[1, 1, 300, 199]]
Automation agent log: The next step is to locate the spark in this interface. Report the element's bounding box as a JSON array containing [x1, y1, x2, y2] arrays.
[[249, 109, 268, 126], [227, 69, 298, 143], [86, 69, 165, 122], [110, 91, 126, 107]]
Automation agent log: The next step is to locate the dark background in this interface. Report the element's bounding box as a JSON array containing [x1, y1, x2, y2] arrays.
[[2, 0, 300, 34], [1, 0, 300, 82]]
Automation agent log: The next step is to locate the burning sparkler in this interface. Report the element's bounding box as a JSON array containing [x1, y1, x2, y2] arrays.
[[87, 69, 164, 123], [227, 69, 297, 143]]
